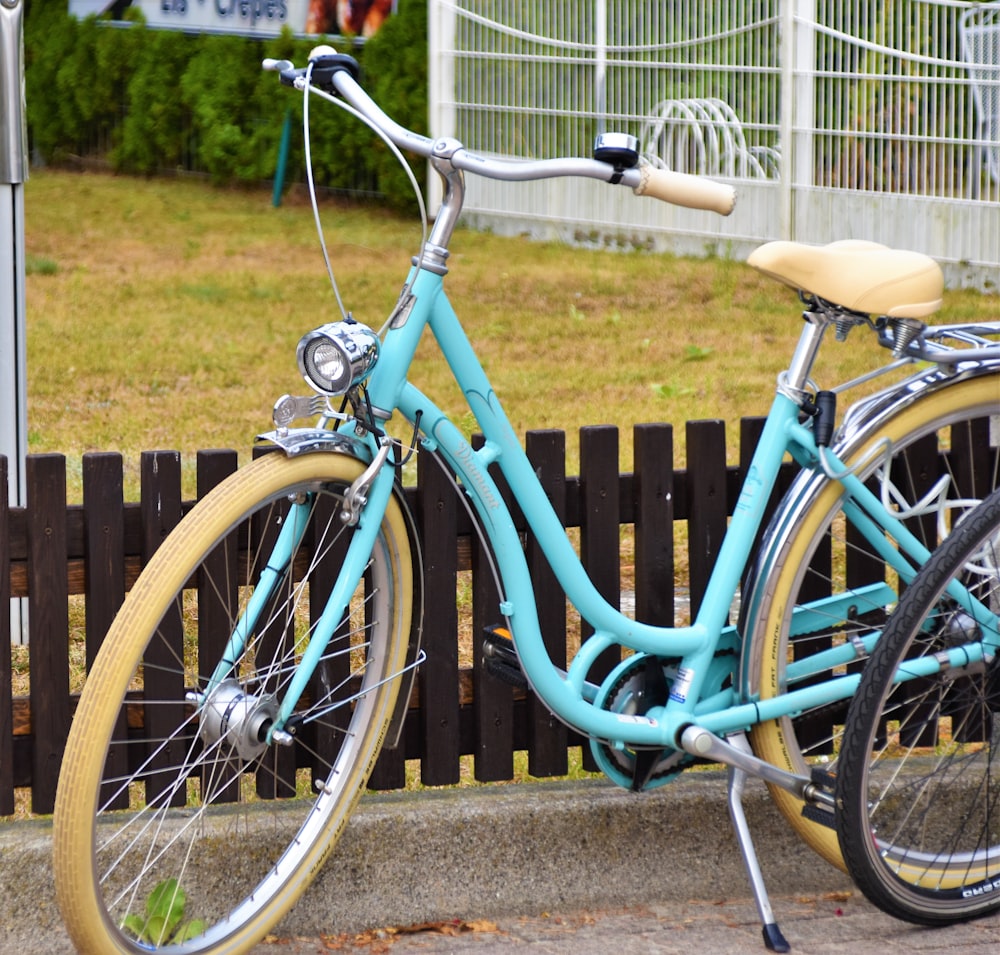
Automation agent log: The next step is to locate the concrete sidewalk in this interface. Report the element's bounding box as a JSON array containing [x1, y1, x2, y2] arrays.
[[255, 896, 1000, 954], [2, 770, 996, 953]]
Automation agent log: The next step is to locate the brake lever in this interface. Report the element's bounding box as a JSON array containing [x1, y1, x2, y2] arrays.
[[261, 58, 304, 88]]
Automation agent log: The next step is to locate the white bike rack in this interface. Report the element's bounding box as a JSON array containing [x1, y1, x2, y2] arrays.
[[638, 97, 781, 180], [960, 4, 1000, 188]]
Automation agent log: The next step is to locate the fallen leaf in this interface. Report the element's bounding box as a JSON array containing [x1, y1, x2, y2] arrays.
[[822, 890, 853, 902], [388, 919, 500, 938]]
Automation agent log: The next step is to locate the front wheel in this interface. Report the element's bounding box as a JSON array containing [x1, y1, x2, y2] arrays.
[[747, 373, 1000, 870], [54, 451, 415, 954], [836, 485, 1000, 923]]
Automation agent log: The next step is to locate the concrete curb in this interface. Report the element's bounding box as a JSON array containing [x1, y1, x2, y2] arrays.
[[0, 772, 853, 952]]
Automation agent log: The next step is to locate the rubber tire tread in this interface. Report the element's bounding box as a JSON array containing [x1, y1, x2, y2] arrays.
[[835, 485, 1000, 924]]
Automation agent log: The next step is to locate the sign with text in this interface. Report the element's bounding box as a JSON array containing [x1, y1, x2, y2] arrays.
[[107, 1, 396, 37], [135, 0, 310, 37]]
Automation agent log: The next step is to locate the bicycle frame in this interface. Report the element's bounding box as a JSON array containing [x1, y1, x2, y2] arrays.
[[250, 55, 998, 766], [261, 259, 958, 756]]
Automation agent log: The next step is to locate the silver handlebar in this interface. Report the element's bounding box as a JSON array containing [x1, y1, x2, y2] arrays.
[[329, 66, 435, 159], [265, 53, 736, 218]]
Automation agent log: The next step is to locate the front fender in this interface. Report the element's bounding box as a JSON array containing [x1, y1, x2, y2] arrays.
[[257, 427, 374, 460]]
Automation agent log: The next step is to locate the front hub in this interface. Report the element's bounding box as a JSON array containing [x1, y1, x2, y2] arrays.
[[198, 680, 279, 762]]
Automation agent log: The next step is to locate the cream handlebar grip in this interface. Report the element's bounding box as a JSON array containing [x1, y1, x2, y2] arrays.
[[632, 165, 736, 216]]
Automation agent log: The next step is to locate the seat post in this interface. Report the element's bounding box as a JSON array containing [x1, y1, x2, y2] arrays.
[[782, 308, 835, 398]]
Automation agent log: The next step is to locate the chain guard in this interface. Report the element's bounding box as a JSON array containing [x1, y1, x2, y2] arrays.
[[589, 653, 694, 791]]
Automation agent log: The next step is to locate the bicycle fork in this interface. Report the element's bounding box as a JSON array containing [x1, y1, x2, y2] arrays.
[[195, 450, 400, 753]]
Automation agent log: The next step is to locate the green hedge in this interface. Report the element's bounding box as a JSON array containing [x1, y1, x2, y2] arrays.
[[23, 1, 428, 208]]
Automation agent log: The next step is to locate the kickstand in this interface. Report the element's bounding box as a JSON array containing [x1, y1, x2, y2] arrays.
[[726, 733, 790, 953]]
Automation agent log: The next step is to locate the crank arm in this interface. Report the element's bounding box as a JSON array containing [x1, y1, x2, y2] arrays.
[[680, 725, 834, 808]]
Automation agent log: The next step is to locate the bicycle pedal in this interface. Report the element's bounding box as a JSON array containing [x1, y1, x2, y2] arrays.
[[809, 766, 837, 791], [483, 625, 528, 690], [801, 803, 837, 830]]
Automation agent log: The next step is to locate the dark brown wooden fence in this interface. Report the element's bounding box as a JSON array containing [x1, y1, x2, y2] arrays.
[[1, 417, 796, 816]]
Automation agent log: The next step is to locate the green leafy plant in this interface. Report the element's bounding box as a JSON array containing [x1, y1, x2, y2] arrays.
[[23, 0, 428, 198], [115, 28, 193, 174], [362, 0, 429, 210], [122, 878, 206, 946], [650, 382, 694, 399]]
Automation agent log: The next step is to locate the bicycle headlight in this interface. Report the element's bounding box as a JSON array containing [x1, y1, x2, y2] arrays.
[[297, 320, 380, 396]]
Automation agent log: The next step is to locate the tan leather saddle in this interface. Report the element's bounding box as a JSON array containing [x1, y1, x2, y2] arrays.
[[748, 240, 943, 319]]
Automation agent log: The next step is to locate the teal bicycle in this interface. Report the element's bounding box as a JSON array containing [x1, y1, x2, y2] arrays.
[[54, 50, 1000, 954]]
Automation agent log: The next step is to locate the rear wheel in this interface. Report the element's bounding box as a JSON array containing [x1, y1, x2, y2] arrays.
[[836, 485, 1000, 922], [54, 452, 414, 954], [748, 374, 1000, 869]]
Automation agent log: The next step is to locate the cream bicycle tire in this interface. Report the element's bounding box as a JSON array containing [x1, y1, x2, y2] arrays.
[[749, 373, 1000, 869], [54, 451, 413, 954]]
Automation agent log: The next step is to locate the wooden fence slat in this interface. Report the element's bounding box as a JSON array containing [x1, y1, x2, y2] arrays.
[[467, 435, 514, 782], [579, 425, 620, 771], [241, 444, 298, 796], [83, 452, 129, 810], [686, 420, 728, 620], [471, 502, 512, 781], [340, 474, 407, 789], [27, 454, 71, 814], [195, 450, 241, 803], [580, 424, 621, 631], [525, 429, 568, 777], [253, 483, 298, 800], [417, 449, 461, 786], [634, 423, 675, 627], [195, 449, 238, 688], [140, 451, 186, 807], [83, 453, 125, 671], [0, 456, 13, 816], [310, 492, 347, 784]]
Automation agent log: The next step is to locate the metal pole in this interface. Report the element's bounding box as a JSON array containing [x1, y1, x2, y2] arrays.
[[780, 0, 817, 242], [271, 109, 292, 207], [595, 0, 607, 136], [427, 0, 456, 215], [1, 0, 29, 643], [779, 0, 794, 239]]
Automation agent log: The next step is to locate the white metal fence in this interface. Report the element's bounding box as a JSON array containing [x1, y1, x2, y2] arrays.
[[428, 0, 1000, 290]]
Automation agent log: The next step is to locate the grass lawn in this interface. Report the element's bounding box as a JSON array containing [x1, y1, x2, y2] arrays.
[[8, 170, 999, 805], [24, 169, 996, 501]]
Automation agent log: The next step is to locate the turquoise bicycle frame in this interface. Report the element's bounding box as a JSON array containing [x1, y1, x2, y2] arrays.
[[274, 262, 947, 753]]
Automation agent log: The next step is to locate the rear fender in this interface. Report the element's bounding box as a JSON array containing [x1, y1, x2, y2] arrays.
[[738, 361, 1000, 703]]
